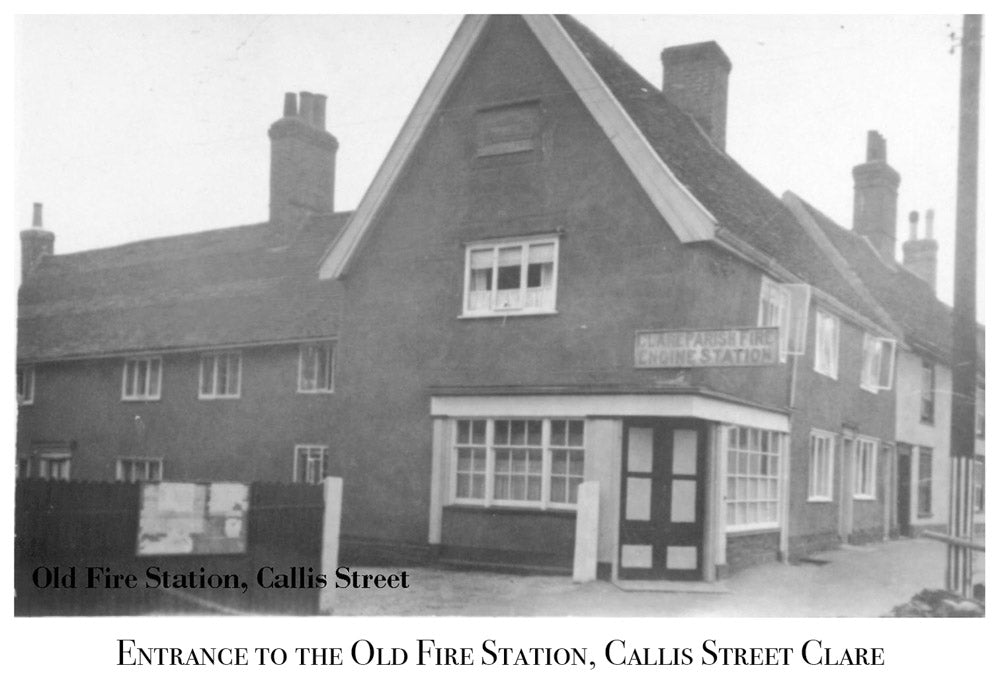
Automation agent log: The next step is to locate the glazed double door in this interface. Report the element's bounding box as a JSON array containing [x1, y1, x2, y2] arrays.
[[619, 419, 706, 580]]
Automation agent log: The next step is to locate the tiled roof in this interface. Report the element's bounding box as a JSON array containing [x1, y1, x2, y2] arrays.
[[791, 198, 957, 358], [556, 15, 888, 328], [17, 214, 347, 361]]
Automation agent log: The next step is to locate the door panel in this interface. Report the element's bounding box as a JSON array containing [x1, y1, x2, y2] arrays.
[[619, 419, 706, 580]]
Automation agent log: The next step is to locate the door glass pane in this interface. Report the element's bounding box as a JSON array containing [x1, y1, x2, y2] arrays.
[[625, 477, 651, 520], [628, 427, 653, 473], [670, 479, 697, 522], [672, 429, 697, 475]]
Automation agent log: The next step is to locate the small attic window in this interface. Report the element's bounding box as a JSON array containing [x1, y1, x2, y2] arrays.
[[475, 102, 542, 157]]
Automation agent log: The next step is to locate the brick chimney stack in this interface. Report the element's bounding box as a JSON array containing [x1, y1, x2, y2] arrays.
[[902, 208, 939, 293], [661, 41, 732, 150], [20, 202, 55, 283], [852, 130, 900, 262], [268, 91, 338, 239]]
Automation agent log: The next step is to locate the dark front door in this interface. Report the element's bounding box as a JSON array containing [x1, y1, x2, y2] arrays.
[[619, 419, 706, 580], [897, 444, 912, 537]]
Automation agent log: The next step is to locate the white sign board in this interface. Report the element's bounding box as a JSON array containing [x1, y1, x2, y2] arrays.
[[635, 327, 781, 368]]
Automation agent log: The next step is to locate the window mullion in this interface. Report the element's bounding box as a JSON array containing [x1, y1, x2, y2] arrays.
[[541, 419, 551, 510], [484, 420, 494, 508]]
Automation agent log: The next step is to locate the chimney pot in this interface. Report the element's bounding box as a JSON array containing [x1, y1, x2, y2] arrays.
[[21, 202, 55, 282], [283, 92, 297, 117], [925, 209, 935, 239], [32, 202, 43, 228], [313, 94, 327, 130], [908, 210, 919, 240], [299, 91, 315, 126], [866, 130, 887, 162]]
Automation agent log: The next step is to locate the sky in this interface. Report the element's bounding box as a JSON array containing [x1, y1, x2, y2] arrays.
[[13, 14, 984, 313]]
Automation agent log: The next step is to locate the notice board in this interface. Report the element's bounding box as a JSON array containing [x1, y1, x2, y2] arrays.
[[137, 481, 249, 556]]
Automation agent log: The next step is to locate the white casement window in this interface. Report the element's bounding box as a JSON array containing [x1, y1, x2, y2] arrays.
[[36, 455, 71, 481], [808, 431, 836, 502], [758, 277, 790, 362], [463, 237, 558, 317], [122, 357, 162, 401], [17, 365, 35, 405], [199, 351, 241, 399], [293, 445, 329, 485], [920, 360, 936, 424], [298, 342, 335, 393], [452, 418, 584, 509], [725, 426, 783, 530], [116, 457, 163, 483], [853, 437, 878, 499], [860, 333, 897, 393], [813, 310, 840, 379]]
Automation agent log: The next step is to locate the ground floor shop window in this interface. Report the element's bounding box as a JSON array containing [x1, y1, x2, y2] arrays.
[[452, 418, 584, 509], [116, 457, 163, 482], [725, 426, 783, 530], [917, 446, 933, 517]]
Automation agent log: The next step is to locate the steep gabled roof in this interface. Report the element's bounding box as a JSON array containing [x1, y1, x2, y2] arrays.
[[318, 14, 891, 334], [18, 214, 348, 361], [787, 195, 955, 359]]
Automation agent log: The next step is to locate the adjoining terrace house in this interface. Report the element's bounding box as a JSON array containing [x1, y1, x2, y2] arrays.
[[783, 133, 985, 538], [17, 92, 346, 486], [316, 15, 907, 581]]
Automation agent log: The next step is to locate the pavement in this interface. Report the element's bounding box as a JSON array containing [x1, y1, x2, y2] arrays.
[[330, 537, 985, 617]]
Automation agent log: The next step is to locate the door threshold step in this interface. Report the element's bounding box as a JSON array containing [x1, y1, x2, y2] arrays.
[[613, 579, 730, 594]]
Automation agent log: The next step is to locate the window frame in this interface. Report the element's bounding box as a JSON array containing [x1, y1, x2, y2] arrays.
[[297, 341, 335, 394], [198, 351, 242, 400], [293, 445, 329, 485], [757, 277, 790, 362], [813, 310, 840, 379], [450, 417, 585, 511], [807, 430, 836, 502], [116, 456, 163, 483], [860, 333, 897, 393], [916, 446, 933, 517], [121, 356, 163, 401], [461, 235, 560, 318], [35, 454, 71, 481], [853, 437, 878, 500], [17, 365, 35, 406], [920, 359, 936, 424], [724, 425, 784, 532]]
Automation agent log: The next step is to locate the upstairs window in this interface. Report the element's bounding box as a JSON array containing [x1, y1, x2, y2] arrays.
[[853, 437, 877, 499], [122, 357, 162, 401], [464, 237, 558, 317], [293, 445, 329, 485], [814, 310, 840, 379], [199, 351, 241, 400], [758, 278, 790, 362], [298, 342, 335, 393], [860, 333, 897, 393], [920, 360, 935, 424], [17, 365, 34, 405]]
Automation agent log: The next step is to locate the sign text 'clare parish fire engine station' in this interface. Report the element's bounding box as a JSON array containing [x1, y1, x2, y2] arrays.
[[634, 327, 781, 368]]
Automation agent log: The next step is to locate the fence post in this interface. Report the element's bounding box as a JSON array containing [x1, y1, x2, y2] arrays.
[[572, 481, 600, 583], [318, 477, 343, 615]]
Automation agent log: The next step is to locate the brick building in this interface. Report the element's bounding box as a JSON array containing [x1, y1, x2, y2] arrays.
[[17, 15, 976, 583]]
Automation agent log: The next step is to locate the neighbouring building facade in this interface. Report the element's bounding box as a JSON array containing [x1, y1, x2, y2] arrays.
[[16, 14, 982, 584]]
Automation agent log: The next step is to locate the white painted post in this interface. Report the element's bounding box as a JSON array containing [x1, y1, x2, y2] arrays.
[[318, 476, 343, 615], [572, 480, 600, 583]]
